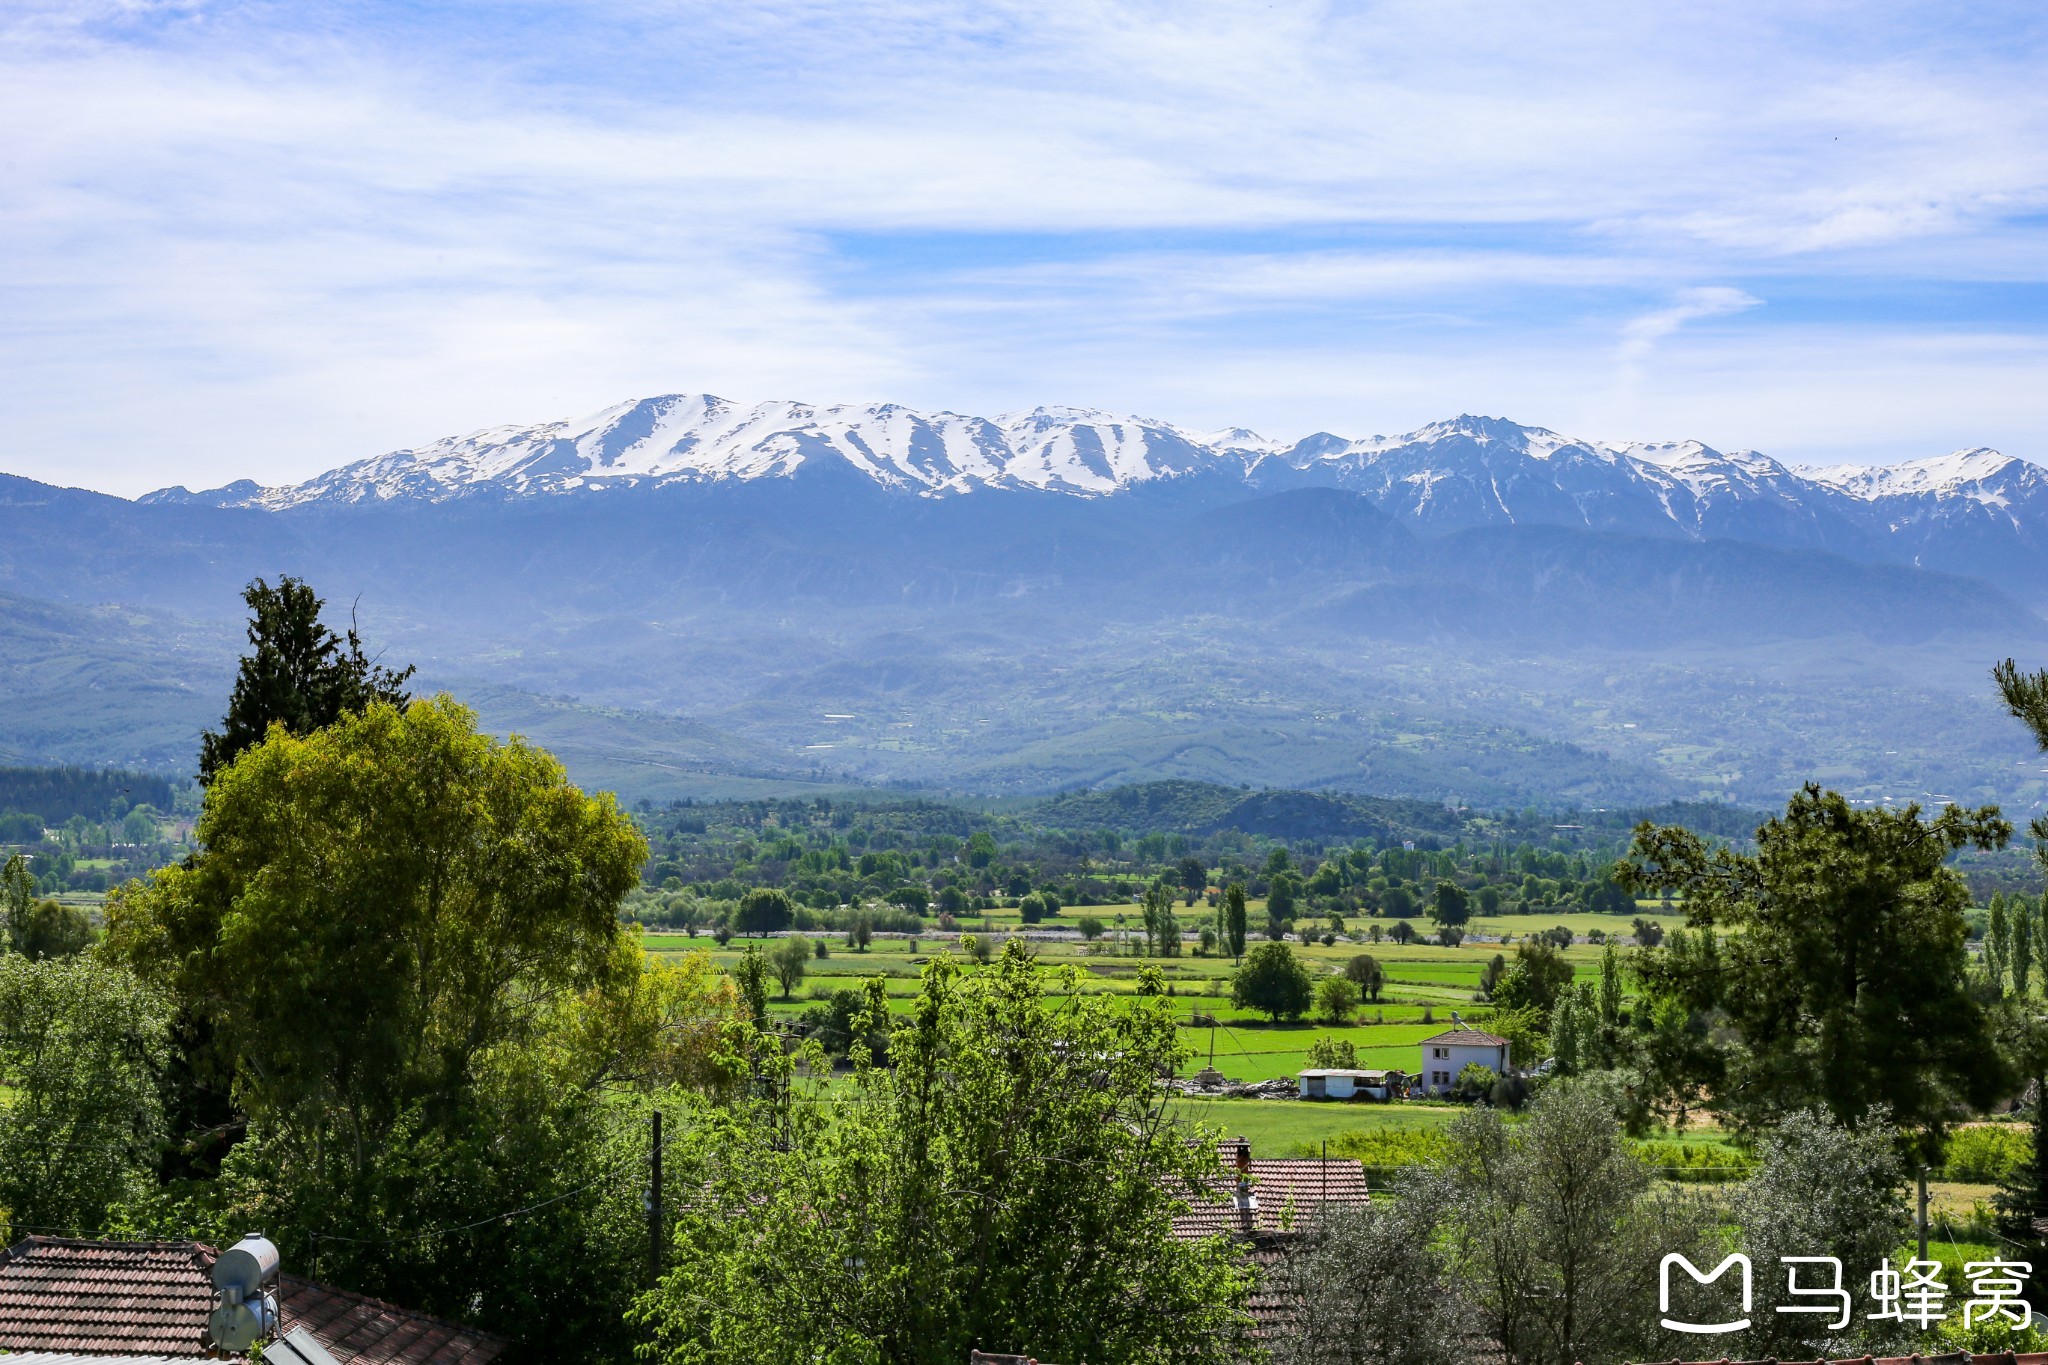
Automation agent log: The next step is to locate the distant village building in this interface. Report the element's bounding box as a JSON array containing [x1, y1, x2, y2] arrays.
[[1417, 1027, 1510, 1096]]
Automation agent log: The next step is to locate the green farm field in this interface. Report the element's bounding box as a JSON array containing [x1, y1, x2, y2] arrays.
[[640, 927, 1628, 1084], [1169, 1096, 1464, 1157]]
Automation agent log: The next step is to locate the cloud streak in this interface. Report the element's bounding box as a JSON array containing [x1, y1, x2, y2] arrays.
[[1, 1, 2045, 493]]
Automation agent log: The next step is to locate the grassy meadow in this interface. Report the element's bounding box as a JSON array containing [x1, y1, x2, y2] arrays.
[[641, 914, 1653, 1086]]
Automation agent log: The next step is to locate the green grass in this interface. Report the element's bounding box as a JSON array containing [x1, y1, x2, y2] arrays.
[[1168, 1096, 1463, 1157]]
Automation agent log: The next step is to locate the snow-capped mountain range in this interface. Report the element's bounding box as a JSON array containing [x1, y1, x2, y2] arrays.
[[137, 394, 2047, 575]]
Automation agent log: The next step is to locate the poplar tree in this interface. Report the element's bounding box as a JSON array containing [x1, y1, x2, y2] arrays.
[[2016, 909, 2035, 998], [1989, 894, 2012, 995], [1223, 882, 1248, 960]]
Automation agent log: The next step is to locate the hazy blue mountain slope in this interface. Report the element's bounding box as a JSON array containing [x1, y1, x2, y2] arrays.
[[5, 395, 2048, 814]]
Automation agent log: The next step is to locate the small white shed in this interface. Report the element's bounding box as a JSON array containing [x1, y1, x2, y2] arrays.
[[1297, 1068, 1407, 1101]]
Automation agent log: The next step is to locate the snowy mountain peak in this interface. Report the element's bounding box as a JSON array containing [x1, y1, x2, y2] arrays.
[[1809, 447, 2021, 496], [138, 396, 2041, 558]]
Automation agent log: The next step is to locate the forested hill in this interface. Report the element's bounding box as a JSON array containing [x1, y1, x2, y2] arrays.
[[1025, 781, 1469, 841], [1023, 780, 1764, 845], [0, 764, 175, 824]]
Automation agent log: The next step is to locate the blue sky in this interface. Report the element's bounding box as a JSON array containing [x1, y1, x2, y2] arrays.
[[2, 0, 2046, 495]]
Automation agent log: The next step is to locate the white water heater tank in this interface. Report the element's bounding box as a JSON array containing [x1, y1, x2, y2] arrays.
[[210, 1233, 283, 1352]]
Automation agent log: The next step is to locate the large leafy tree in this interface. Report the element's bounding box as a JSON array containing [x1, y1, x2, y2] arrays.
[[1620, 783, 2012, 1143], [106, 697, 726, 1350], [0, 954, 168, 1238], [1436, 1081, 1713, 1365], [0, 852, 91, 958], [635, 942, 1257, 1365], [197, 576, 414, 784], [1231, 940, 1314, 1022], [115, 697, 647, 1136]]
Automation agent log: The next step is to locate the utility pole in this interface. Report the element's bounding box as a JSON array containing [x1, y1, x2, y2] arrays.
[[649, 1110, 664, 1283], [1917, 1163, 1930, 1262]]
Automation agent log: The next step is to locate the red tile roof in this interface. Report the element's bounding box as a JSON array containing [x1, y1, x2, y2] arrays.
[[1170, 1158, 1371, 1240], [1169, 1143, 1372, 1340], [0, 1239, 213, 1356], [0, 1238, 509, 1363], [280, 1276, 508, 1364]]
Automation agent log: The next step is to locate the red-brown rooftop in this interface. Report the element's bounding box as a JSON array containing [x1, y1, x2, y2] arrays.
[[0, 1237, 508, 1364]]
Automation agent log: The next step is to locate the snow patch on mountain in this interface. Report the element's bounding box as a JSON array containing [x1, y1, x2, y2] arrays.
[[138, 396, 2042, 558]]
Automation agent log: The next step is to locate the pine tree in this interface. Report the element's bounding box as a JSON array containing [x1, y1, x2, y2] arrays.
[[1988, 661, 2048, 1231], [199, 577, 414, 784]]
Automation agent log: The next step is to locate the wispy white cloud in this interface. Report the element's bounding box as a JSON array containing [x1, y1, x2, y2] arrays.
[[0, 1, 2045, 493], [1617, 287, 1765, 382]]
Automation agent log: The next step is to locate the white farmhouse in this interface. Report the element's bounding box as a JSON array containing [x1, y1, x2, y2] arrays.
[[1417, 1028, 1510, 1096]]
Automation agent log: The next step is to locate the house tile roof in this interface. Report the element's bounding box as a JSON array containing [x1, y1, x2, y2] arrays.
[[279, 1275, 507, 1364], [1169, 1142, 1372, 1340], [1170, 1157, 1371, 1240], [1421, 1028, 1510, 1047], [0, 1237, 508, 1364], [0, 1239, 214, 1356]]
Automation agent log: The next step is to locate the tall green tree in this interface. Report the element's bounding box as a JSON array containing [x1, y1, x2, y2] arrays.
[[769, 933, 810, 1000], [1, 853, 34, 943], [1437, 1081, 1713, 1365], [1992, 660, 2048, 1231], [1489, 939, 1573, 1017], [1431, 880, 1470, 931], [1223, 882, 1248, 960], [1989, 894, 2012, 994], [2015, 906, 2035, 997], [1621, 783, 2013, 1143], [1140, 879, 1181, 957], [1344, 952, 1384, 1002], [1230, 941, 1314, 1023], [0, 955, 168, 1239], [733, 945, 770, 1028], [0, 853, 91, 959], [734, 886, 795, 936], [635, 943, 1257, 1365], [197, 576, 414, 784]]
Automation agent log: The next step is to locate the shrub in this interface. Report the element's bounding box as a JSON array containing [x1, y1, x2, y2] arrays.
[[1943, 1124, 2031, 1182], [1305, 1036, 1358, 1069]]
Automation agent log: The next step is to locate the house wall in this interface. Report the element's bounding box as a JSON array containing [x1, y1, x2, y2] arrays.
[[1418, 1043, 1508, 1096]]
